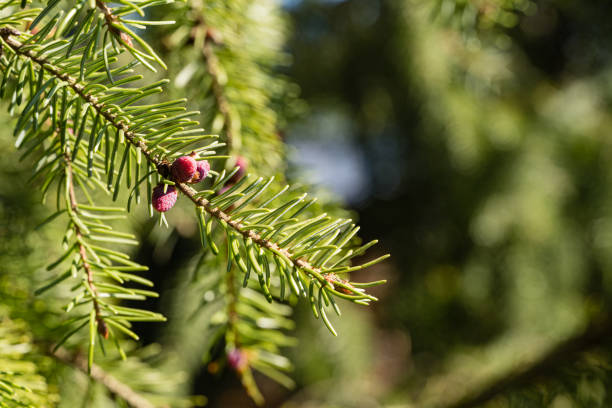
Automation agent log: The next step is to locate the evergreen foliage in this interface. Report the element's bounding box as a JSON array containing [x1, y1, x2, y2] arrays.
[[8, 0, 610, 406], [0, 0, 387, 405]]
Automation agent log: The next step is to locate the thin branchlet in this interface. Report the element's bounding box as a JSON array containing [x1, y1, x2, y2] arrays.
[[65, 153, 108, 338], [199, 23, 234, 150], [0, 28, 349, 291], [53, 347, 155, 408], [95, 0, 131, 45], [186, 14, 234, 150], [96, 0, 118, 28]]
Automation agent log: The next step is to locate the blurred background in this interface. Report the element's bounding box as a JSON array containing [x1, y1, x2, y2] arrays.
[[5, 0, 612, 407], [279, 0, 612, 406]]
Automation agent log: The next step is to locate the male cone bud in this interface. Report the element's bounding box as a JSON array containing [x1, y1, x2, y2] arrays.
[[171, 155, 197, 183], [227, 348, 248, 372], [190, 160, 210, 183], [152, 184, 178, 212]]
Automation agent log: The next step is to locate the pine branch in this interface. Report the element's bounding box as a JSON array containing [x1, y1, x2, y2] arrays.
[[0, 26, 387, 313], [165, 1, 291, 175], [1, 14, 386, 403], [191, 255, 295, 406], [65, 154, 108, 340], [0, 30, 165, 369], [0, 28, 157, 163], [0, 1, 389, 404], [199, 21, 235, 151], [53, 347, 156, 408], [29, 0, 169, 71]]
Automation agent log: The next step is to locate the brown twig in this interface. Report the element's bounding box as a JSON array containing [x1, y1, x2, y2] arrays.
[[64, 154, 108, 338], [199, 22, 235, 150], [95, 0, 133, 46], [96, 0, 118, 27], [53, 347, 156, 408]]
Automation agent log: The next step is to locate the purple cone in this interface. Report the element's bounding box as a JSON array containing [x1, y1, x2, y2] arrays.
[[152, 184, 178, 212], [227, 348, 247, 372], [228, 156, 248, 184], [189, 160, 210, 183], [171, 155, 197, 183]]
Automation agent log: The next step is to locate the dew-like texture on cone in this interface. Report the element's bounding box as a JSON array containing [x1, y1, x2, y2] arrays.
[[171, 155, 197, 183], [152, 185, 178, 212], [190, 160, 210, 183]]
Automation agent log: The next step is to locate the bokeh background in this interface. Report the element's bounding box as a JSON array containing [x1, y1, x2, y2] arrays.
[[280, 0, 612, 406], [5, 0, 612, 407]]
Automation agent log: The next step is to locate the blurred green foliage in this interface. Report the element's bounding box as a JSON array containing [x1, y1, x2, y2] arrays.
[[283, 0, 612, 406]]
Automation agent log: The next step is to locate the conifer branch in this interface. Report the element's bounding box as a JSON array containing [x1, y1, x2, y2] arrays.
[[0, 1, 389, 403], [0, 27, 383, 300], [1, 26, 315, 280], [1, 27, 166, 368], [53, 347, 155, 408], [65, 154, 108, 338], [94, 0, 134, 51], [1, 15, 386, 404], [0, 28, 157, 162], [178, 182, 330, 283], [95, 0, 117, 28], [199, 22, 235, 150], [173, 4, 288, 172]]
